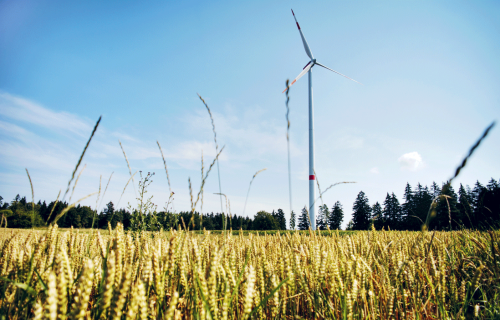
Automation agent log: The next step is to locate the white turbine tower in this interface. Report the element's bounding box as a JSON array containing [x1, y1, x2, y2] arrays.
[[283, 9, 361, 230]]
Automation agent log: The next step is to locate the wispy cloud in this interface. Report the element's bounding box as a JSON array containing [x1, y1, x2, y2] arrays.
[[370, 167, 380, 174], [0, 92, 301, 212], [182, 107, 300, 162], [398, 152, 423, 171], [0, 92, 92, 137]]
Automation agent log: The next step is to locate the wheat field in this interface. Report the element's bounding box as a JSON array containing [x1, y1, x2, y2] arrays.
[[0, 224, 499, 319]]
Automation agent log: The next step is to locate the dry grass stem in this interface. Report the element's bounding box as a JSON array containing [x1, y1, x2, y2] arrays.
[[242, 168, 267, 217], [156, 140, 172, 194], [119, 140, 137, 198], [62, 116, 101, 202]]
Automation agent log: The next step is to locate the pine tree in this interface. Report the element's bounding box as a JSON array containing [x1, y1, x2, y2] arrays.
[[391, 193, 402, 229], [483, 178, 500, 228], [473, 179, 500, 229], [430, 182, 441, 199], [409, 183, 433, 230], [290, 210, 296, 230], [345, 220, 354, 230], [328, 201, 343, 230], [298, 206, 310, 230], [458, 184, 474, 228], [382, 193, 401, 230], [382, 193, 392, 229], [401, 183, 413, 230], [372, 202, 383, 230], [273, 209, 287, 230], [103, 201, 116, 228], [487, 178, 499, 191], [434, 184, 460, 230], [352, 191, 371, 230], [316, 204, 328, 230]]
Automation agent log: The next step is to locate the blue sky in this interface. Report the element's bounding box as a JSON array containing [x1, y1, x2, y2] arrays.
[[1, 0, 499, 228]]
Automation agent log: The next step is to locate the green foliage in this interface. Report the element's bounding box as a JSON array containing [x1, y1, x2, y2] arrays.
[[272, 208, 287, 230], [252, 211, 279, 230], [372, 202, 383, 230], [128, 171, 160, 232], [297, 206, 309, 230], [1, 178, 498, 232], [316, 204, 328, 230], [345, 220, 354, 230], [352, 191, 371, 230], [381, 192, 401, 230], [3, 198, 45, 228], [328, 201, 344, 230], [434, 183, 460, 230], [289, 210, 296, 230]]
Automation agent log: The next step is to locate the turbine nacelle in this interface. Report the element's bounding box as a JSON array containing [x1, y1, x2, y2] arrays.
[[282, 10, 361, 93]]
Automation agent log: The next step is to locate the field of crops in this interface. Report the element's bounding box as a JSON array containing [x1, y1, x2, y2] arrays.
[[0, 224, 499, 319]]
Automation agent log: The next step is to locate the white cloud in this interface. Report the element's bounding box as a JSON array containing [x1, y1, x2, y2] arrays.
[[398, 152, 423, 171], [0, 92, 92, 137], [370, 167, 379, 174]]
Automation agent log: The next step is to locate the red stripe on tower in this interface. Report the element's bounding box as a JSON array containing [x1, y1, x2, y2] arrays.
[[309, 175, 315, 180], [296, 22, 301, 30]]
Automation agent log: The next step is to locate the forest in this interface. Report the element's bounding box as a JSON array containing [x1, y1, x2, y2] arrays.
[[1, 178, 498, 231]]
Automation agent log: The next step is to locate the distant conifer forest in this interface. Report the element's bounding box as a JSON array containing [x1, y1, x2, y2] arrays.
[[1, 178, 498, 231]]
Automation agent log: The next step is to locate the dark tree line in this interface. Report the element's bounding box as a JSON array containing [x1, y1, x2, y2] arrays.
[[0, 195, 289, 231], [2, 177, 497, 231], [349, 178, 500, 231]]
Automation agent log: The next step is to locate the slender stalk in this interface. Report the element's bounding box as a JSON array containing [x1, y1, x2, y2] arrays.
[[242, 168, 267, 217], [62, 116, 101, 202], [25, 168, 35, 227], [198, 94, 225, 231]]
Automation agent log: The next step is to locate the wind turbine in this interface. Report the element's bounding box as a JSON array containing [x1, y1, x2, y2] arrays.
[[283, 9, 361, 230]]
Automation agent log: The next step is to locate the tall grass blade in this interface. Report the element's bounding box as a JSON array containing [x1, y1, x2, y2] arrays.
[[62, 116, 101, 202], [116, 170, 138, 209], [69, 164, 86, 204], [46, 190, 61, 224], [242, 168, 267, 217], [198, 93, 225, 229], [97, 171, 114, 212], [25, 168, 35, 227], [248, 277, 289, 319], [156, 141, 172, 194], [53, 192, 98, 225], [119, 140, 137, 198]]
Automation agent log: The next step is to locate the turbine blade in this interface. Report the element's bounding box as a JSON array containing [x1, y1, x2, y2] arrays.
[[291, 9, 314, 60], [316, 62, 363, 85], [282, 62, 313, 93]]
